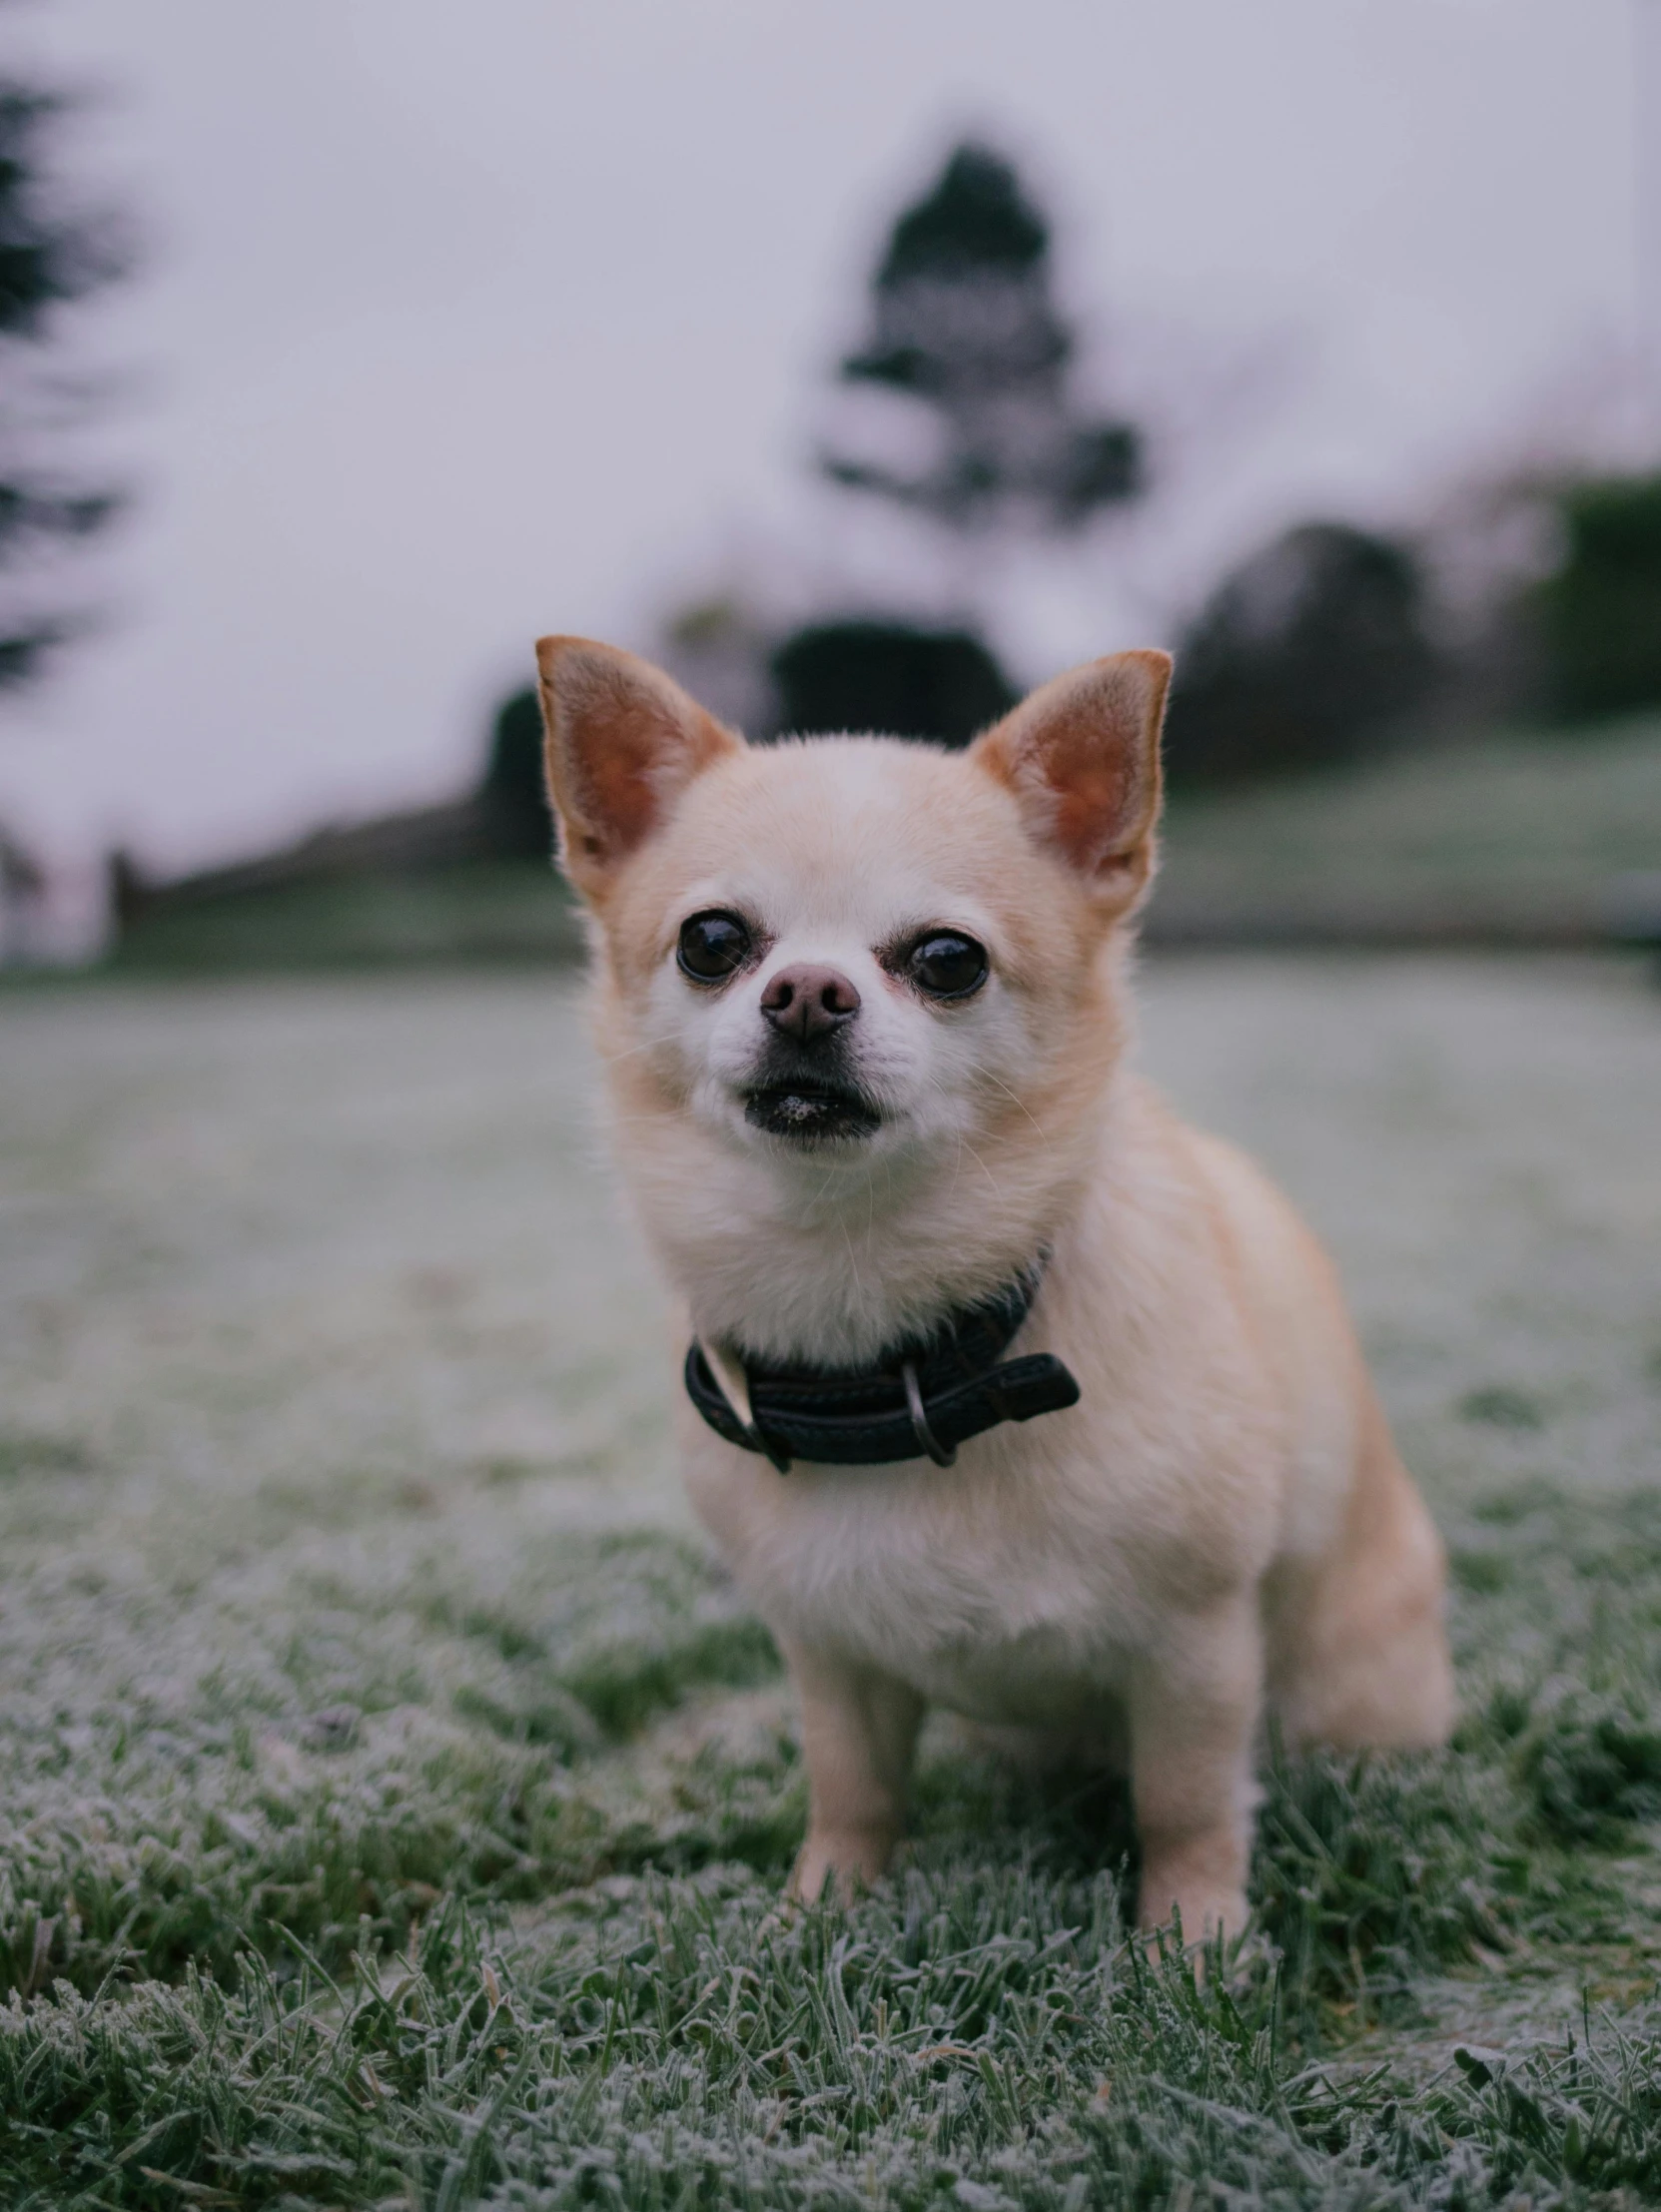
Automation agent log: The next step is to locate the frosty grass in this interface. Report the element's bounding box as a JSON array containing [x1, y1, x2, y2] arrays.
[[3, 959, 1660, 2208]]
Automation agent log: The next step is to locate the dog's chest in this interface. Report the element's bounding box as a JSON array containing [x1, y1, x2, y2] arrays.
[[686, 1434, 1145, 1724]]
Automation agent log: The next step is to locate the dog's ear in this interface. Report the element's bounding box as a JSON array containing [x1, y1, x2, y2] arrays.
[[970, 650, 1171, 913], [535, 636, 742, 898]]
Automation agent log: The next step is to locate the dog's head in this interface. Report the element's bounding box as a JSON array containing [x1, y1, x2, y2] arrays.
[[535, 637, 1169, 1344], [537, 636, 1168, 1168]]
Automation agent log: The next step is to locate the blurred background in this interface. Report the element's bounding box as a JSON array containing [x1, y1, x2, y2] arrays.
[[5, 4, 1661, 2117], [1, 0, 1659, 967]]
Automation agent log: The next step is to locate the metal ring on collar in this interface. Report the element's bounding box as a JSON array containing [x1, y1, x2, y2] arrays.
[[901, 1359, 957, 1466]]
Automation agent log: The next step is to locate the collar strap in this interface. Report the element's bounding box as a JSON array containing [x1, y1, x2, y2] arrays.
[[684, 1259, 1080, 1472]]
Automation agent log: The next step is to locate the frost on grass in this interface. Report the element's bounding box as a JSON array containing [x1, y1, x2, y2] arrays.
[[2, 963, 1661, 2208], [8, 1873, 1661, 2210]]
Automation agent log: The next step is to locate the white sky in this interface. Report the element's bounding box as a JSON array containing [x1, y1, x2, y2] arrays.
[[0, 0, 1650, 882]]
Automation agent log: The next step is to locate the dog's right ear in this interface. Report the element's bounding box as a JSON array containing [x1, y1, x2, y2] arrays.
[[535, 636, 741, 899]]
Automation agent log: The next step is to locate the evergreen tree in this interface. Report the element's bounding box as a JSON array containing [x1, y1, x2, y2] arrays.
[[822, 143, 1142, 536], [0, 75, 129, 688]]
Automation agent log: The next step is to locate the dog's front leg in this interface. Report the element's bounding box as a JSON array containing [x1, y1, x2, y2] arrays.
[[783, 1640, 924, 1902], [1127, 1599, 1261, 1943]]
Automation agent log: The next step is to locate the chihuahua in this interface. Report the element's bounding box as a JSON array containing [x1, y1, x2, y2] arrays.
[[535, 636, 1452, 1939]]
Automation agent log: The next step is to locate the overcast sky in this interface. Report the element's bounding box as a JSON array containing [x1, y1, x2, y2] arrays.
[[0, 0, 1650, 884]]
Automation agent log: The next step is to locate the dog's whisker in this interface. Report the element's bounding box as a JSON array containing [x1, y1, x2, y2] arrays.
[[956, 1134, 1004, 1202], [981, 1074, 1049, 1140], [839, 1215, 864, 1299]]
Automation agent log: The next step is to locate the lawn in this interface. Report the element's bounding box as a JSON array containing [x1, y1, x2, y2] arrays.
[[3, 959, 1660, 2209], [107, 860, 586, 974], [1152, 715, 1661, 943]]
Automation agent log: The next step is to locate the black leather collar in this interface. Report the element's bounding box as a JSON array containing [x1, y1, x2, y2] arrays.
[[684, 1259, 1080, 1472]]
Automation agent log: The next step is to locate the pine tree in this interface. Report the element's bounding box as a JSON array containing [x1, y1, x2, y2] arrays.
[[821, 143, 1142, 536], [0, 77, 129, 688]]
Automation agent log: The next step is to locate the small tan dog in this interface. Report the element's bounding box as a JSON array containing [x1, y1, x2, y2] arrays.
[[536, 635, 1452, 1940]]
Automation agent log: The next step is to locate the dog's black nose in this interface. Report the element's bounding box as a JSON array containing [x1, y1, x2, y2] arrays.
[[759, 964, 861, 1044]]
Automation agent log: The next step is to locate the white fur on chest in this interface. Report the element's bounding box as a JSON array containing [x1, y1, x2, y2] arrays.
[[683, 1422, 1152, 1727]]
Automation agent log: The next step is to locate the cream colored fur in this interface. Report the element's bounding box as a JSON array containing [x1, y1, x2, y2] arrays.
[[536, 635, 1453, 1941]]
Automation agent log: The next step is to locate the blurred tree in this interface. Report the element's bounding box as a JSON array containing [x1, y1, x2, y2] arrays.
[[1532, 476, 1661, 722], [821, 142, 1143, 537], [770, 620, 1017, 746], [478, 687, 553, 858], [1164, 522, 1437, 785], [0, 72, 130, 689]]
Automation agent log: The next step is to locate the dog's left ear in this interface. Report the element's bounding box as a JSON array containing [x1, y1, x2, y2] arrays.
[[970, 650, 1171, 914]]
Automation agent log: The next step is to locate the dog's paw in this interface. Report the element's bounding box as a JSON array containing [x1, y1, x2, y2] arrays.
[[788, 1827, 896, 1905], [1136, 1872, 1248, 1949]]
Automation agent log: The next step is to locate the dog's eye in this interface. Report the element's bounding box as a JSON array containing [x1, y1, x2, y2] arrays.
[[677, 910, 753, 983], [906, 932, 989, 999]]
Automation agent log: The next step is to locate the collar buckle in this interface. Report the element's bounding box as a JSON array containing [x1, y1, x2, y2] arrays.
[[696, 1336, 794, 1473], [901, 1358, 957, 1466]]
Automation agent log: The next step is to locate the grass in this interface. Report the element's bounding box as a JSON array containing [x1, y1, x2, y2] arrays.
[[1153, 713, 1661, 940], [105, 861, 584, 974], [2, 960, 1660, 2206]]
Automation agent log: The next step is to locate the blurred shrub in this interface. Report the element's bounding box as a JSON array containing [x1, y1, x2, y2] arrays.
[[478, 687, 553, 859], [770, 619, 1017, 745], [1165, 521, 1439, 785], [1533, 474, 1661, 721]]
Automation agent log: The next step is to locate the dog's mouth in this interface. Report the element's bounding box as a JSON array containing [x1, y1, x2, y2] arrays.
[[742, 1082, 883, 1144]]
